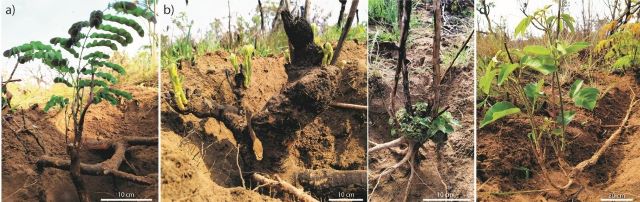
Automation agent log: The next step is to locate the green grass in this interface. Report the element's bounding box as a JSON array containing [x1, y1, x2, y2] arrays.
[[369, 0, 398, 28]]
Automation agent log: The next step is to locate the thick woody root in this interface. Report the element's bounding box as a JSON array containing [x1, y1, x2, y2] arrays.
[[36, 137, 157, 185], [296, 169, 366, 191], [252, 173, 319, 202]]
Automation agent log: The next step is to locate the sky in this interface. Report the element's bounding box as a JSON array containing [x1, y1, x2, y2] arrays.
[[1, 0, 153, 85], [476, 0, 611, 37], [158, 0, 368, 40]]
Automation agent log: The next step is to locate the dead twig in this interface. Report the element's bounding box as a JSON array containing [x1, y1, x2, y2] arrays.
[[236, 144, 246, 189]]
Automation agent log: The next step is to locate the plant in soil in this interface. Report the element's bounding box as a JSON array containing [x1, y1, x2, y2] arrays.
[[2, 2, 156, 201], [368, 0, 468, 201], [478, 2, 638, 193]]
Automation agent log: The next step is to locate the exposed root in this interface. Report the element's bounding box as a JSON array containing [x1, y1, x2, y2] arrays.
[[252, 173, 319, 202], [368, 136, 405, 153], [36, 137, 157, 185], [375, 141, 415, 179], [329, 102, 367, 111], [296, 169, 366, 190], [236, 144, 246, 189], [403, 158, 416, 202]]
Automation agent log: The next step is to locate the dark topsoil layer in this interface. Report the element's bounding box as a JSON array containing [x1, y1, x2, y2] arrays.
[[367, 2, 475, 201], [2, 86, 159, 201], [160, 41, 368, 201], [477, 68, 640, 201]]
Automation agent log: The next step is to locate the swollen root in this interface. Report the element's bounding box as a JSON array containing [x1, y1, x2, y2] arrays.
[[36, 137, 157, 185]]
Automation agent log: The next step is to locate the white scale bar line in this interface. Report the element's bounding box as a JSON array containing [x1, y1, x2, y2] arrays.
[[100, 199, 153, 202], [423, 199, 472, 202], [328, 199, 364, 202], [601, 199, 634, 202]]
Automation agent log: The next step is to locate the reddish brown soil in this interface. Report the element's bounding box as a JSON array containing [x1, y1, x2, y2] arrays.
[[368, 2, 475, 201], [477, 69, 640, 201], [160, 41, 367, 201], [2, 86, 159, 201]]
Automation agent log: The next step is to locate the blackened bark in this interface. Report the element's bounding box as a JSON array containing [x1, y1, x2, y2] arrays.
[[281, 10, 323, 67]]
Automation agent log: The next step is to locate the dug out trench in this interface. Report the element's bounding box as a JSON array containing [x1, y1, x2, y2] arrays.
[[160, 13, 368, 201]]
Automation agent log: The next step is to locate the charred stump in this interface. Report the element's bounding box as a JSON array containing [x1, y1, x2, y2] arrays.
[[281, 10, 323, 69]]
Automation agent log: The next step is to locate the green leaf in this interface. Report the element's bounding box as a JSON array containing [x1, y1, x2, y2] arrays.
[[109, 88, 133, 100], [524, 45, 552, 56], [98, 24, 133, 45], [89, 33, 128, 46], [480, 102, 521, 128], [103, 14, 145, 37], [96, 72, 117, 83], [565, 42, 590, 55], [573, 87, 599, 110], [561, 14, 575, 33], [89, 60, 126, 74], [521, 56, 557, 75], [86, 40, 118, 50], [53, 77, 72, 87], [556, 110, 576, 126], [44, 96, 68, 112], [479, 69, 497, 95], [514, 17, 532, 37], [83, 51, 110, 60], [524, 79, 545, 103], [111, 1, 157, 23], [498, 64, 518, 85], [78, 79, 108, 88], [569, 79, 584, 99]]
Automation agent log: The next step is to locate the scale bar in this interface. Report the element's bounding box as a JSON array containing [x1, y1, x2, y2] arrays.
[[328, 199, 364, 202], [100, 199, 152, 202], [423, 199, 472, 202], [601, 199, 634, 202]]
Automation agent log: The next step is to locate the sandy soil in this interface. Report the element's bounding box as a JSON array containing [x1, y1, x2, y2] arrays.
[[2, 85, 159, 201], [367, 2, 475, 201], [160, 41, 367, 201], [477, 58, 640, 200]]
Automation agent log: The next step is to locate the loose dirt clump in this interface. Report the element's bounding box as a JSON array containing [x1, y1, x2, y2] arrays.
[[2, 86, 159, 201]]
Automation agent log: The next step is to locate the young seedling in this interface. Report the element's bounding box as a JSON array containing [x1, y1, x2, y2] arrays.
[[321, 42, 334, 67], [240, 44, 254, 88], [169, 64, 188, 111], [479, 3, 605, 190], [284, 49, 291, 64], [3, 2, 156, 201], [229, 52, 240, 74]]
